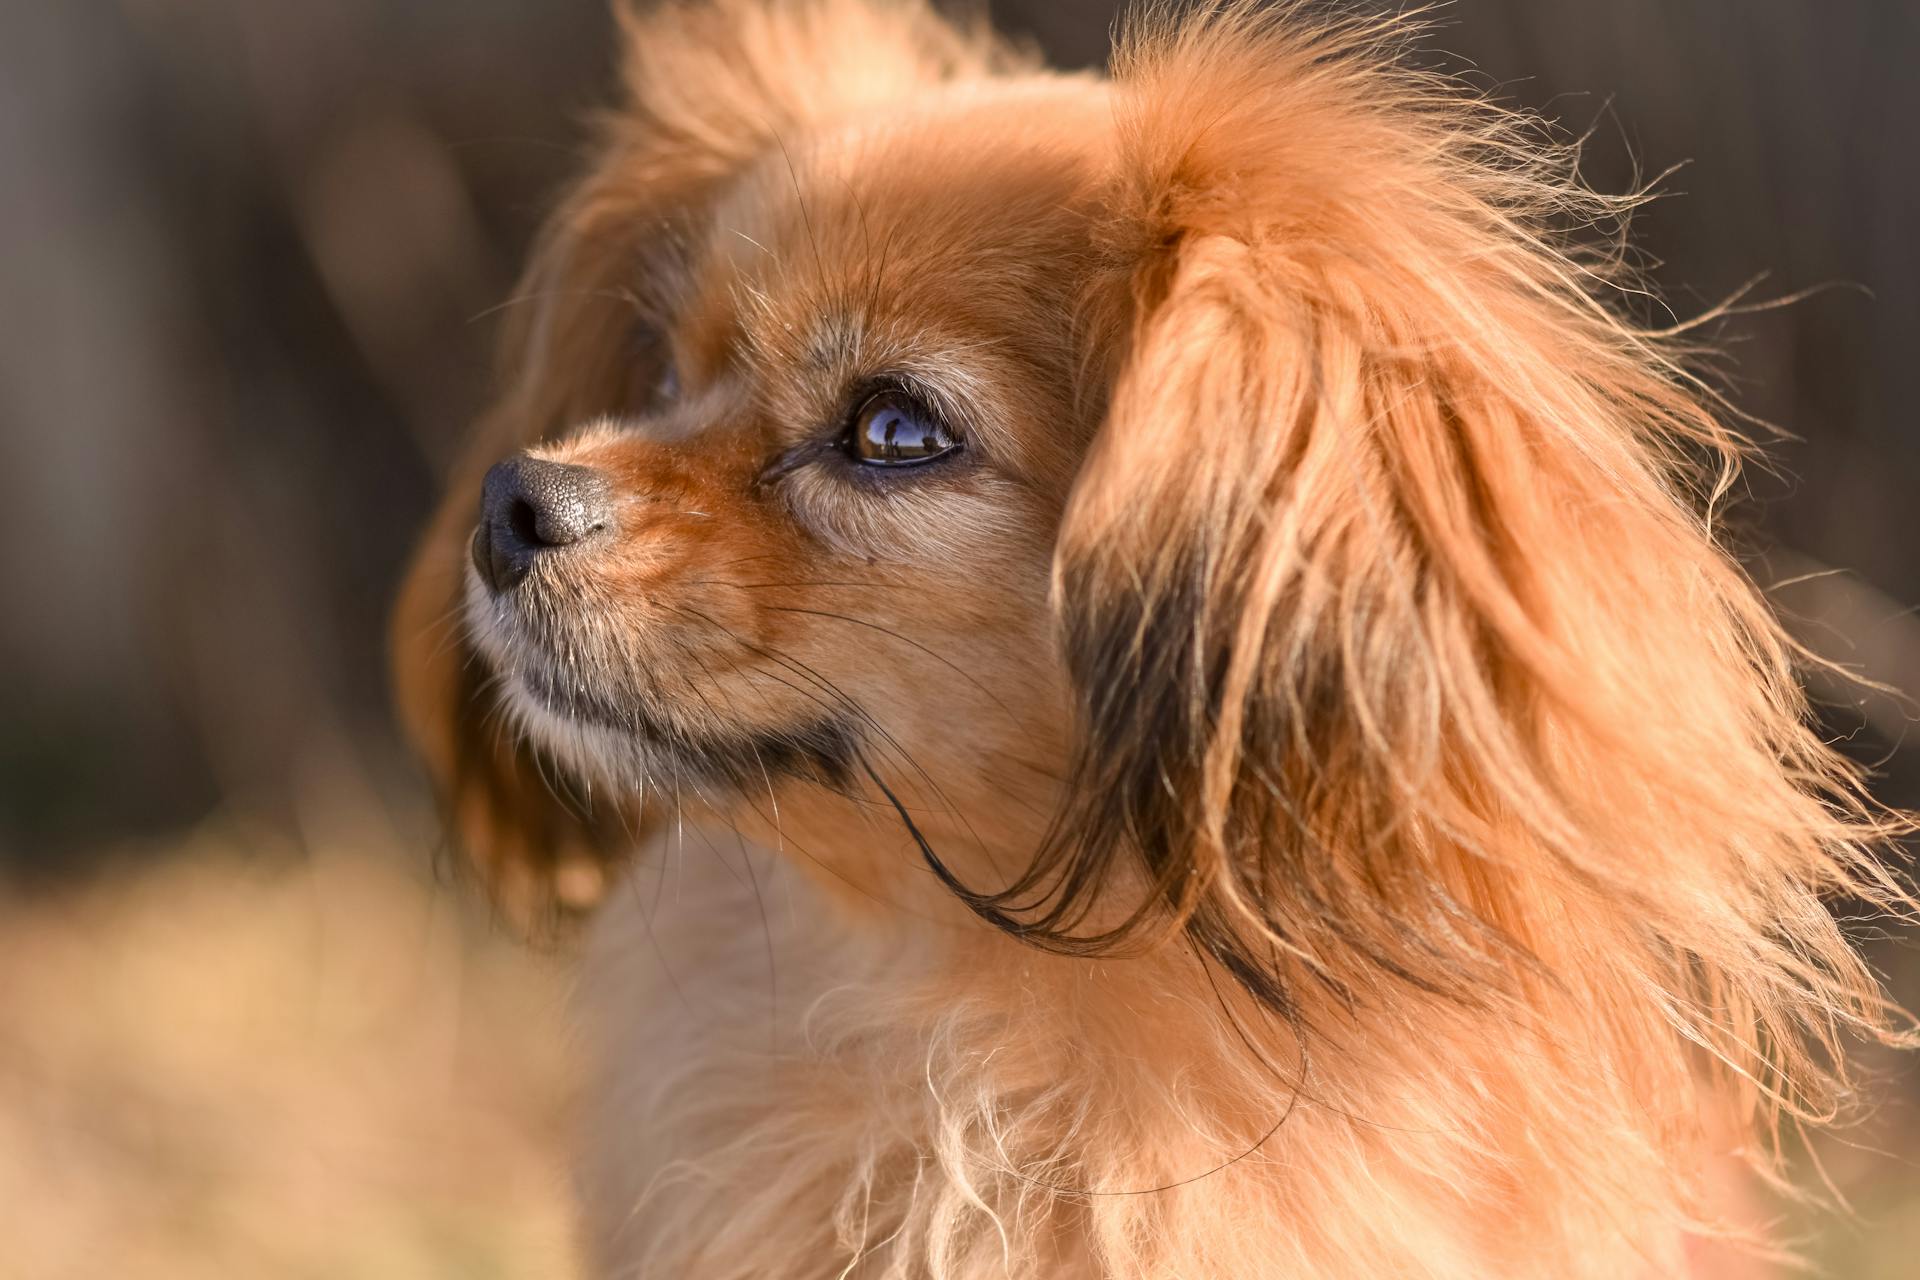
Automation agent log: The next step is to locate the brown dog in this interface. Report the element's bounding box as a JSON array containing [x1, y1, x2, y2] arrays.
[[392, 3, 1909, 1275]]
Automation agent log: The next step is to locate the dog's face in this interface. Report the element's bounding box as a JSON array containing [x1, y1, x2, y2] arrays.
[[460, 77, 1114, 899], [395, 2, 1894, 1075], [395, 5, 1134, 922]]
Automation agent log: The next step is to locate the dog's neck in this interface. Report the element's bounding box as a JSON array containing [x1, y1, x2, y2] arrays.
[[571, 828, 1698, 1279]]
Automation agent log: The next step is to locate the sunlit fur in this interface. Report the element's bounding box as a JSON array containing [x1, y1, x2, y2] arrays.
[[391, 2, 1913, 1276]]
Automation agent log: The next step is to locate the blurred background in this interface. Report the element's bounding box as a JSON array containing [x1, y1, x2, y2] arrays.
[[0, 1, 1913, 1275]]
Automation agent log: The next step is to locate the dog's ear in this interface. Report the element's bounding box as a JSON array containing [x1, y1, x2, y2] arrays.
[[1036, 11, 1898, 1084], [608, 0, 1026, 178], [391, 0, 1021, 925]]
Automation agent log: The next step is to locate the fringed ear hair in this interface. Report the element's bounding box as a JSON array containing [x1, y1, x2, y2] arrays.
[[975, 4, 1906, 1112], [609, 0, 1024, 176]]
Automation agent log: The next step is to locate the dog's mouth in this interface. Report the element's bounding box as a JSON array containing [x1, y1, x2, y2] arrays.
[[515, 663, 648, 734], [463, 564, 862, 795]]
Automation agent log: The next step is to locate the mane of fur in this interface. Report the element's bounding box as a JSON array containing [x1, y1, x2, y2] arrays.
[[581, 844, 1660, 1279]]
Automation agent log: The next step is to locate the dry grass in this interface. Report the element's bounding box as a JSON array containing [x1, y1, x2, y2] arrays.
[[0, 806, 1912, 1278], [0, 814, 579, 1280]]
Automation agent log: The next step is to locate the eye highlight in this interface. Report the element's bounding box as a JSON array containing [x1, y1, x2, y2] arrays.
[[845, 390, 961, 466]]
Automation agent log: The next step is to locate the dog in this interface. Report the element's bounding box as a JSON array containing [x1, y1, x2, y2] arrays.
[[391, 2, 1911, 1275]]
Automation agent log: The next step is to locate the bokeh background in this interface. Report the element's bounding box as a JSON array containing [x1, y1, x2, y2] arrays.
[[0, 1, 1914, 1275]]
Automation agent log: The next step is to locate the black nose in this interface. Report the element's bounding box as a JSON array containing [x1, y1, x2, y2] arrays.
[[472, 455, 613, 593]]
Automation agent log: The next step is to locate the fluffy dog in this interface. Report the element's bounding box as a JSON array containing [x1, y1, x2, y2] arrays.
[[392, 2, 1910, 1275]]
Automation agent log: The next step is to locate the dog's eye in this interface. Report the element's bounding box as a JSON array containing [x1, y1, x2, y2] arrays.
[[845, 391, 960, 466], [623, 325, 680, 415]]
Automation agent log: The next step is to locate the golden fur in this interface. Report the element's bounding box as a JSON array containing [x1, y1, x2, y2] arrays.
[[391, 2, 1913, 1275]]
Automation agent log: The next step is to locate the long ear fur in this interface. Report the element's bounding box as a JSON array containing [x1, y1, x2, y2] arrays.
[[609, 0, 1025, 177], [390, 0, 1018, 924], [1014, 4, 1909, 1129]]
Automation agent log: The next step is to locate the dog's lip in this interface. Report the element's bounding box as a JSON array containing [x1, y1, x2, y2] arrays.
[[465, 574, 864, 786], [508, 654, 864, 789], [461, 565, 628, 727], [517, 664, 645, 733]]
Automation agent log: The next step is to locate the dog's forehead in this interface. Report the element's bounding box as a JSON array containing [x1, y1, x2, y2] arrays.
[[705, 80, 1113, 310]]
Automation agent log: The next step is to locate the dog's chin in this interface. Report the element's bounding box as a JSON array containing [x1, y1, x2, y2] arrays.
[[462, 568, 861, 799]]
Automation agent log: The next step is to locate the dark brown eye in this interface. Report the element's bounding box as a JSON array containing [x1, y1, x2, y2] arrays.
[[846, 390, 960, 466]]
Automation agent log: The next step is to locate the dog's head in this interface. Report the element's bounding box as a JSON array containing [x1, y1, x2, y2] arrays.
[[394, 0, 1898, 1067]]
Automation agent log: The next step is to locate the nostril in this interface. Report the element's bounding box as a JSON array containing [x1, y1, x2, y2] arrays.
[[507, 495, 544, 548]]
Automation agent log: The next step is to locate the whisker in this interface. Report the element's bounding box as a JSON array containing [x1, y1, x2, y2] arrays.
[[465, 286, 644, 327]]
